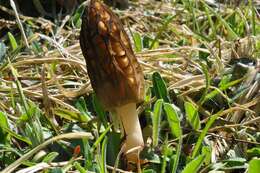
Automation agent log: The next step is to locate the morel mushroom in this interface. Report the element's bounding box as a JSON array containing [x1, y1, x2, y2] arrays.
[[80, 0, 144, 162]]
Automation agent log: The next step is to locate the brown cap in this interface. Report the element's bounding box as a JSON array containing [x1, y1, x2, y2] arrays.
[[80, 0, 144, 109]]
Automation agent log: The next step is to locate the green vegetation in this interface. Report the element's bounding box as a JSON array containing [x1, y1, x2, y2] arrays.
[[0, 0, 259, 172]]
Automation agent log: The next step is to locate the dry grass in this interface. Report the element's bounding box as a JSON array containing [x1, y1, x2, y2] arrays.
[[0, 0, 259, 172]]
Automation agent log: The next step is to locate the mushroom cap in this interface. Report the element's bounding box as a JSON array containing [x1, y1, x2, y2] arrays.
[[80, 0, 144, 109]]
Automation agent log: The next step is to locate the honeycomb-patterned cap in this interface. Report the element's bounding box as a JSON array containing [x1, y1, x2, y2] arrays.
[[80, 0, 144, 109]]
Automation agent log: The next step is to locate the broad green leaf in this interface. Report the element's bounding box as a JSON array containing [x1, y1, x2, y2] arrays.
[[152, 72, 170, 103], [182, 154, 206, 173], [152, 99, 163, 147], [164, 103, 182, 138], [8, 32, 18, 50], [249, 159, 260, 173], [247, 147, 260, 158], [185, 102, 201, 130], [133, 32, 142, 52]]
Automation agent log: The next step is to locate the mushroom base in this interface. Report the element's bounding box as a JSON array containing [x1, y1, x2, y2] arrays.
[[115, 103, 144, 163]]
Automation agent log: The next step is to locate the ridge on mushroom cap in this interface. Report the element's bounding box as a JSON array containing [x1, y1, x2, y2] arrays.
[[80, 0, 144, 109]]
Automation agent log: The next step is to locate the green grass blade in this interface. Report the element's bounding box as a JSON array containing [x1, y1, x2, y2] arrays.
[[92, 125, 112, 151], [8, 32, 18, 51], [202, 78, 243, 104], [9, 61, 29, 115], [172, 136, 182, 173], [100, 137, 108, 173], [149, 15, 175, 49], [0, 121, 32, 145], [191, 111, 222, 159], [198, 62, 210, 105], [152, 99, 163, 147], [74, 96, 91, 121], [249, 0, 256, 35], [203, 3, 216, 38], [160, 135, 168, 173], [201, 0, 238, 40]]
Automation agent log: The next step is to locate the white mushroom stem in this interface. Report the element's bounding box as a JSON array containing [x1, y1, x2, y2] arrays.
[[115, 102, 144, 162]]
